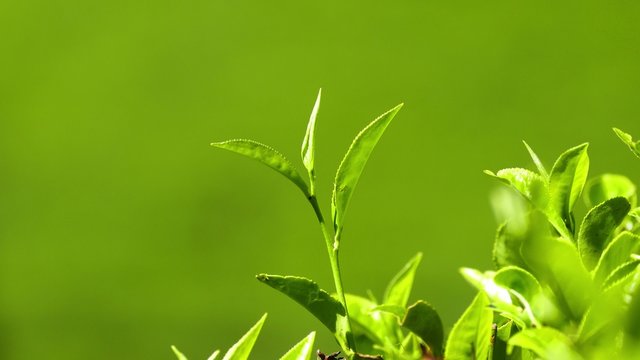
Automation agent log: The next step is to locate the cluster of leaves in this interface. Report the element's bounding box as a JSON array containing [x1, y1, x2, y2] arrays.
[[455, 128, 640, 359]]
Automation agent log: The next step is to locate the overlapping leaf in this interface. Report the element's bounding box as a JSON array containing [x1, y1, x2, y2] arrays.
[[444, 293, 493, 360]]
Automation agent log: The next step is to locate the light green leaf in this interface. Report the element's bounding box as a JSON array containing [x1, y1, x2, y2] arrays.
[[371, 304, 405, 318], [613, 127, 640, 159], [256, 275, 349, 350], [508, 328, 580, 360], [208, 350, 221, 360], [301, 89, 321, 178], [383, 252, 422, 308], [593, 231, 640, 286], [171, 345, 188, 360], [603, 260, 640, 289], [222, 313, 267, 360], [484, 168, 548, 209], [548, 143, 590, 236], [212, 139, 309, 196], [345, 294, 395, 350], [444, 293, 493, 360], [583, 174, 637, 209], [279, 332, 316, 360], [577, 197, 630, 270], [625, 268, 640, 343], [523, 140, 549, 179], [331, 104, 403, 236], [494, 266, 544, 327], [578, 275, 629, 346], [401, 300, 444, 357]]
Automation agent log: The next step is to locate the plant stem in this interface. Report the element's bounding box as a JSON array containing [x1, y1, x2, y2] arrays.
[[308, 195, 356, 355]]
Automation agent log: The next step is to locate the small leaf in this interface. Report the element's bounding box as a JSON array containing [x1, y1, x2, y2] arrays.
[[256, 275, 349, 350], [331, 104, 403, 236], [208, 350, 221, 360], [444, 293, 493, 360], [301, 89, 322, 177], [222, 313, 267, 360], [383, 252, 422, 308], [577, 197, 630, 270], [171, 345, 189, 360], [508, 328, 579, 359], [484, 168, 548, 208], [494, 266, 544, 326], [583, 174, 637, 209], [212, 139, 309, 196], [548, 143, 590, 235], [345, 294, 393, 348], [613, 127, 640, 159], [401, 300, 444, 357], [523, 140, 549, 179], [279, 331, 316, 360], [593, 231, 640, 286]]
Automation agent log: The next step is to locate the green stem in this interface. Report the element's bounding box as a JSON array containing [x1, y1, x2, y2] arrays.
[[308, 195, 356, 356]]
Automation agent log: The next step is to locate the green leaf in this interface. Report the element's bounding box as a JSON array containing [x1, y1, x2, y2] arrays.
[[222, 313, 267, 360], [444, 293, 493, 360], [208, 350, 221, 360], [383, 252, 422, 308], [171, 346, 189, 360], [401, 300, 444, 357], [484, 168, 548, 209], [583, 174, 637, 209], [593, 231, 640, 286], [212, 139, 309, 196], [493, 221, 531, 271], [331, 104, 403, 237], [345, 294, 391, 348], [613, 127, 640, 159], [256, 275, 349, 350], [625, 268, 640, 343], [523, 140, 549, 179], [301, 89, 321, 178], [508, 328, 579, 359], [603, 260, 640, 289], [279, 332, 316, 360], [371, 304, 405, 318], [577, 197, 630, 270], [548, 143, 590, 236], [493, 266, 544, 327]]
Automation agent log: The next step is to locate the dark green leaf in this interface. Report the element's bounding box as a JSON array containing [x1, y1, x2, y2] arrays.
[[256, 275, 348, 350], [212, 140, 309, 196], [577, 197, 630, 270], [401, 300, 444, 357], [522, 140, 549, 179], [583, 174, 637, 209], [613, 128, 640, 159], [331, 104, 403, 236], [383, 252, 422, 308], [222, 313, 267, 360], [444, 293, 493, 360], [279, 331, 316, 360], [593, 231, 640, 286], [301, 89, 321, 178]]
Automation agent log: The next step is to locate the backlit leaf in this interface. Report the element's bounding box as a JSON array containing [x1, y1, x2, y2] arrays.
[[583, 174, 637, 209], [613, 128, 640, 159], [171, 346, 188, 360], [523, 140, 549, 179], [279, 332, 316, 360], [444, 293, 493, 360], [301, 89, 321, 178], [401, 300, 444, 357], [222, 313, 267, 360], [593, 231, 640, 286], [383, 252, 422, 308], [508, 328, 579, 359]]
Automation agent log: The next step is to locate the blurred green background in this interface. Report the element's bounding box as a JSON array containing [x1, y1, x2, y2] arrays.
[[1, 0, 640, 358]]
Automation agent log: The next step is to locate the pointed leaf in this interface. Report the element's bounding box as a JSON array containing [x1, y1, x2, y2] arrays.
[[494, 266, 544, 327], [508, 328, 579, 359], [208, 350, 221, 360], [383, 252, 422, 308], [583, 174, 637, 209], [212, 139, 309, 196], [301, 89, 321, 177], [331, 104, 403, 236], [171, 346, 189, 360], [484, 168, 548, 209], [493, 221, 530, 271], [279, 332, 316, 360], [222, 313, 267, 360], [577, 197, 630, 270], [613, 128, 640, 159], [444, 293, 493, 360], [548, 143, 589, 235], [593, 231, 640, 286], [345, 294, 393, 348], [523, 141, 549, 179], [401, 300, 444, 357], [256, 275, 349, 350]]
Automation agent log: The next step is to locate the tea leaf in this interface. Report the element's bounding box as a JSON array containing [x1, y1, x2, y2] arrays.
[[593, 231, 640, 286], [583, 174, 637, 209], [613, 128, 640, 159], [578, 197, 630, 270], [212, 139, 309, 196], [523, 141, 549, 179], [444, 293, 493, 360], [208, 350, 221, 360], [625, 268, 640, 342], [383, 252, 422, 308], [494, 266, 543, 326], [256, 275, 349, 350], [331, 104, 403, 236], [549, 143, 589, 236], [345, 294, 390, 347], [301, 89, 322, 178], [279, 331, 316, 360], [222, 313, 267, 360], [508, 327, 578, 359], [602, 260, 640, 289], [401, 300, 444, 357], [484, 168, 548, 208], [171, 346, 189, 360]]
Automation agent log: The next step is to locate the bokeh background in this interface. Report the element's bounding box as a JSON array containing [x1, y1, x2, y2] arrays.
[[1, 0, 640, 358]]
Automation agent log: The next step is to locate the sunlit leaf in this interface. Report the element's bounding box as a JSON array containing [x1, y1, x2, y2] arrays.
[[383, 252, 422, 308], [222, 313, 267, 360], [279, 331, 316, 360], [583, 174, 637, 209], [577, 197, 630, 270], [523, 140, 549, 179], [508, 328, 579, 360], [613, 128, 640, 159], [208, 350, 221, 360], [171, 346, 188, 360], [484, 168, 548, 209], [625, 268, 640, 344], [345, 294, 396, 351], [331, 104, 403, 237], [212, 139, 309, 196], [593, 231, 640, 286], [444, 293, 493, 360], [301, 89, 322, 179], [401, 300, 444, 357], [494, 266, 544, 327]]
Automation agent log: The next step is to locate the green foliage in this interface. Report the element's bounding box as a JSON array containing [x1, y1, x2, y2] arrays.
[[279, 332, 316, 360], [614, 128, 640, 159], [444, 293, 493, 360]]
